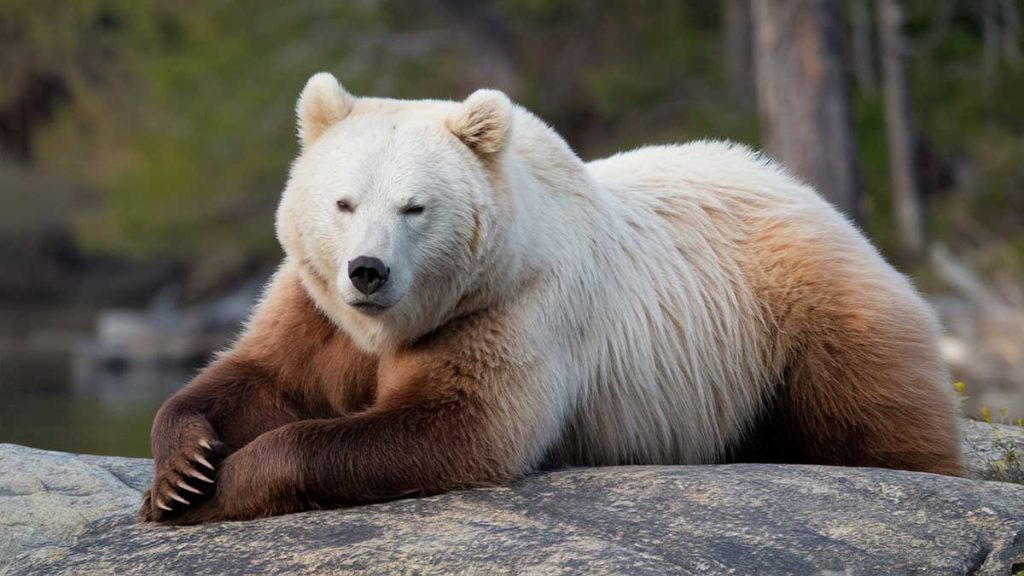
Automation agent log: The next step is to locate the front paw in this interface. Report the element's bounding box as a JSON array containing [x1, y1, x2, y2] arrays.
[[159, 428, 305, 524], [140, 415, 226, 522], [157, 486, 232, 525]]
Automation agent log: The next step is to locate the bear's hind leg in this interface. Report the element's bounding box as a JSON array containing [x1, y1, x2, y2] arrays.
[[771, 302, 964, 476]]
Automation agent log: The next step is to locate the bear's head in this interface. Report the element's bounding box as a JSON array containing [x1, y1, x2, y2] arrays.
[[276, 73, 523, 352]]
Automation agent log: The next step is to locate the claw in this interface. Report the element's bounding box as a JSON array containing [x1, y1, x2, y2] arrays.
[[199, 439, 212, 450], [177, 480, 202, 494], [157, 500, 172, 511], [193, 453, 214, 470], [185, 466, 214, 484], [167, 491, 189, 505]]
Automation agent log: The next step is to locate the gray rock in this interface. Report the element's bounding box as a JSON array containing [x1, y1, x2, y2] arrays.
[[963, 421, 1024, 483], [0, 444, 149, 570], [2, 426, 1023, 575]]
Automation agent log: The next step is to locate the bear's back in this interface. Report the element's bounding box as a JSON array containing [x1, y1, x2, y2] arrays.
[[542, 142, 809, 466], [542, 140, 937, 468]]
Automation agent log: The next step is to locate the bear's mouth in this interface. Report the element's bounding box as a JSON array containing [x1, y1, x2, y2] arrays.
[[350, 301, 390, 315]]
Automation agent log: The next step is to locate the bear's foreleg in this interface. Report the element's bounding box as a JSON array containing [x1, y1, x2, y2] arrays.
[[164, 391, 514, 523], [140, 263, 379, 522], [161, 311, 554, 524], [139, 357, 309, 521]]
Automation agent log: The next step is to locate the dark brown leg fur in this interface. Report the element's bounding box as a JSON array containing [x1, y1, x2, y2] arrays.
[[732, 300, 964, 476], [780, 324, 963, 476], [737, 208, 965, 476], [140, 263, 380, 522], [140, 358, 317, 521], [159, 306, 535, 524]]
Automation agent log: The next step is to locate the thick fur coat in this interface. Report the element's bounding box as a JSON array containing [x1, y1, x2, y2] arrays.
[[141, 74, 963, 524]]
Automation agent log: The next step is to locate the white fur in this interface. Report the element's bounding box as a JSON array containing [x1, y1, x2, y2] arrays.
[[276, 75, 873, 469]]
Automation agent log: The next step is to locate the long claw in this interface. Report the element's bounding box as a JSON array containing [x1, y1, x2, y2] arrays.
[[157, 500, 172, 511], [177, 480, 202, 494], [167, 491, 189, 505], [193, 454, 214, 470], [199, 439, 212, 451], [186, 466, 214, 483]]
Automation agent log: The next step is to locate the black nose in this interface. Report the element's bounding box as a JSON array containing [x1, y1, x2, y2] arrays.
[[348, 256, 390, 295]]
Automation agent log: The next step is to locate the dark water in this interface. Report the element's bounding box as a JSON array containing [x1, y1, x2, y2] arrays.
[[0, 290, 253, 457], [0, 350, 194, 457], [0, 387, 162, 457]]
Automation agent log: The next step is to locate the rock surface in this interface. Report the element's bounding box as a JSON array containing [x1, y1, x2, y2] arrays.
[[2, 424, 1023, 575], [963, 420, 1024, 483]]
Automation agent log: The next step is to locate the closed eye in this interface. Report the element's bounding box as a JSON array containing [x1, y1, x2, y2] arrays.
[[402, 205, 425, 215]]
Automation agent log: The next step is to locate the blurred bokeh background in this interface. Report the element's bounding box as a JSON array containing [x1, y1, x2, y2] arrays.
[[1, 0, 1022, 457]]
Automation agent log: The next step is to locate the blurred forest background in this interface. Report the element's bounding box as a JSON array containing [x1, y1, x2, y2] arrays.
[[1, 0, 1023, 456]]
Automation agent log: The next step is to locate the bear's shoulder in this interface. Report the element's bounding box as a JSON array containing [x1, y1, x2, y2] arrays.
[[585, 140, 828, 213]]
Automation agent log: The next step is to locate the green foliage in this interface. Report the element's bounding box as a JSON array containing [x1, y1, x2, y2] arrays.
[[850, 0, 1024, 277], [852, 92, 895, 251], [22, 1, 386, 259], [955, 382, 1024, 483], [965, 419, 1024, 484], [4, 0, 1023, 276]]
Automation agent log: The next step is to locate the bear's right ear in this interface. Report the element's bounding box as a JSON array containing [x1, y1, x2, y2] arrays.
[[296, 72, 354, 149]]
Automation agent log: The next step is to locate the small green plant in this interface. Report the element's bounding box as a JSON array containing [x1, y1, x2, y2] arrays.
[[955, 381, 1024, 484]]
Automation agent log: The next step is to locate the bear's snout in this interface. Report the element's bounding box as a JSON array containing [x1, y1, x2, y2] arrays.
[[348, 256, 390, 295]]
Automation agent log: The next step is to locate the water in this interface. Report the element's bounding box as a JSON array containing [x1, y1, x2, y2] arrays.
[[0, 284, 259, 457], [1, 385, 164, 457], [0, 341, 203, 458]]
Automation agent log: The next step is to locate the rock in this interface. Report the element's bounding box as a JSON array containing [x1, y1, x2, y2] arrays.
[[68, 280, 264, 408], [0, 445, 149, 572], [2, 427, 1024, 575]]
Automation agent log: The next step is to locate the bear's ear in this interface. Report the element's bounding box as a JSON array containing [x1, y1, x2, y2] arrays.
[[447, 89, 512, 157], [296, 72, 354, 149]]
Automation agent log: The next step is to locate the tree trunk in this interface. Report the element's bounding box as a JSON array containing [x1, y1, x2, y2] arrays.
[[722, 0, 754, 106], [752, 0, 860, 221], [850, 0, 877, 94], [982, 0, 1000, 91], [877, 0, 925, 260], [1002, 0, 1022, 68], [432, 0, 519, 93]]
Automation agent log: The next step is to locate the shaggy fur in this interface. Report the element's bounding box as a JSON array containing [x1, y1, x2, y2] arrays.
[[140, 74, 963, 524]]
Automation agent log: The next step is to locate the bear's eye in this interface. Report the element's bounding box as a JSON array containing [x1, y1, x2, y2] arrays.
[[402, 205, 425, 215], [336, 200, 354, 213]]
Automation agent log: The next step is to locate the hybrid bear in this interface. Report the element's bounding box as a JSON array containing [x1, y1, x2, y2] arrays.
[[140, 73, 963, 523]]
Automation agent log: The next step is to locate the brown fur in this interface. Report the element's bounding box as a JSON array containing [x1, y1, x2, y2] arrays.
[[140, 266, 529, 523], [731, 214, 964, 476], [141, 205, 963, 524]]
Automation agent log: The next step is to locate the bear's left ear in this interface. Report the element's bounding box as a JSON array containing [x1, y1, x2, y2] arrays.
[[447, 89, 512, 157], [296, 72, 355, 150]]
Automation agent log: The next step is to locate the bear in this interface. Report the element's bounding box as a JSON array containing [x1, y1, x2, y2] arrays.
[[139, 72, 963, 524]]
